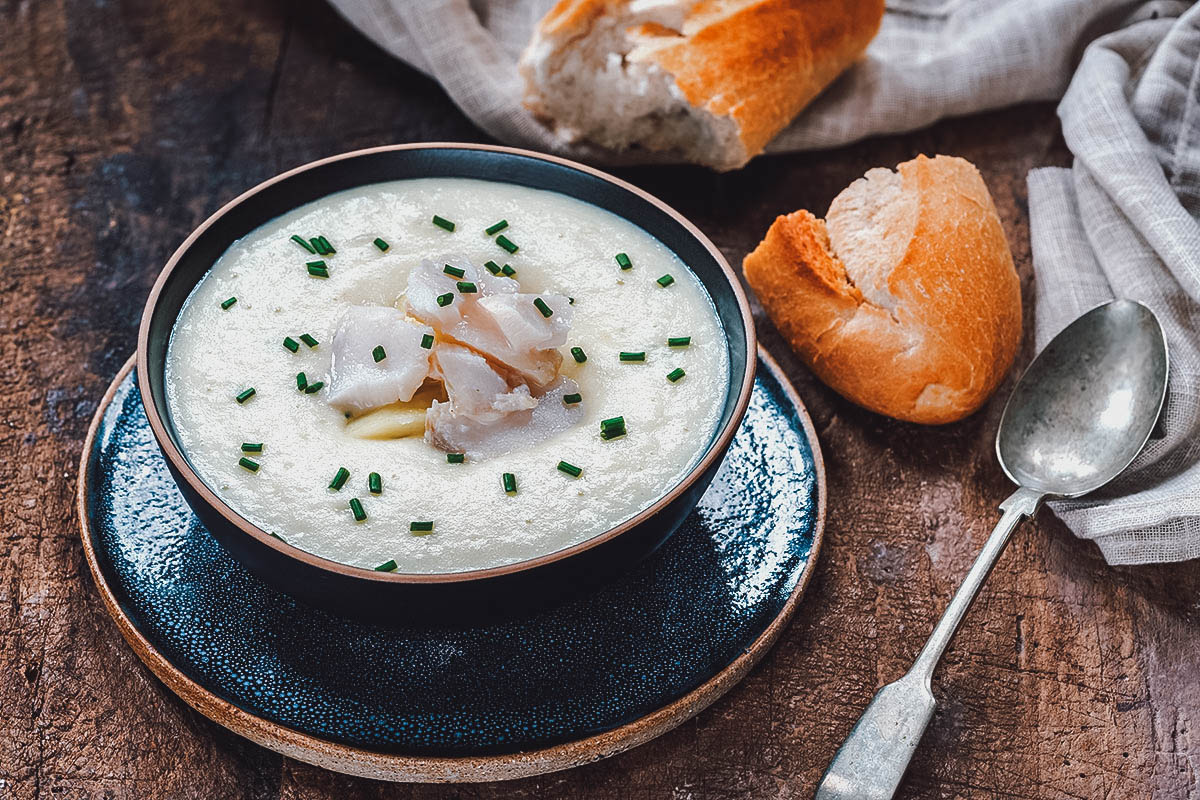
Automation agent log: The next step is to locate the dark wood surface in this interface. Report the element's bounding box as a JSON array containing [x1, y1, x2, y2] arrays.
[[3, 1, 1198, 797]]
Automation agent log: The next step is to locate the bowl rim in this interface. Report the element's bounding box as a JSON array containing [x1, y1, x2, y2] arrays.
[[136, 142, 757, 585]]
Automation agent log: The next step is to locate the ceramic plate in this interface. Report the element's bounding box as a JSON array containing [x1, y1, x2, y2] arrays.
[[77, 349, 824, 782]]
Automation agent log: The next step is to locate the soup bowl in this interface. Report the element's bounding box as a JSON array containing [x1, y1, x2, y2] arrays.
[[137, 143, 755, 622]]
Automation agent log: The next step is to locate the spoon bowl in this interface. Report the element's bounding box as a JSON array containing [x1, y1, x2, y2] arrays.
[[997, 299, 1169, 497]]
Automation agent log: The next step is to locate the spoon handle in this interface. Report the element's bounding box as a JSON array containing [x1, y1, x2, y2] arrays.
[[814, 487, 1043, 800]]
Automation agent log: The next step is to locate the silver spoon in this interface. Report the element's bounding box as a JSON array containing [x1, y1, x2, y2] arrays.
[[814, 299, 1168, 800]]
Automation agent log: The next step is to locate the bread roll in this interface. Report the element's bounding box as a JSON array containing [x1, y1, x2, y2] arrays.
[[519, 0, 884, 171], [742, 155, 1022, 424]]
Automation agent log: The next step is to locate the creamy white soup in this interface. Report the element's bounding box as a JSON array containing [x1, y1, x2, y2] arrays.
[[166, 177, 729, 573]]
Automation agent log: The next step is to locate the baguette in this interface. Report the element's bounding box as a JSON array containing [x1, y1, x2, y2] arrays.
[[519, 0, 884, 171], [742, 155, 1022, 424]]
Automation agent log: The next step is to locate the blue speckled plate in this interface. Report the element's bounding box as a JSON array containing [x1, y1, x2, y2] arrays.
[[78, 350, 824, 782]]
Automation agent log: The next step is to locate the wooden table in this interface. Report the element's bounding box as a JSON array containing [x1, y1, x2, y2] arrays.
[[3, 1, 1197, 797]]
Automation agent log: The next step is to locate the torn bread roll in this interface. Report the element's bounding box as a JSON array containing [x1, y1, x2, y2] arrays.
[[743, 155, 1022, 424], [519, 0, 884, 171]]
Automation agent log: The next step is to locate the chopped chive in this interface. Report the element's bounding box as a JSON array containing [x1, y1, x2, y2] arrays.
[[420, 333, 434, 349], [269, 532, 286, 542], [309, 237, 327, 255], [241, 442, 263, 453], [436, 292, 454, 307], [557, 460, 582, 478], [502, 472, 517, 494], [619, 351, 646, 362], [570, 346, 587, 363], [235, 387, 256, 404], [667, 367, 686, 383], [656, 274, 675, 287], [303, 380, 324, 394], [368, 472, 382, 494], [615, 252, 632, 270], [443, 264, 465, 278], [349, 498, 367, 522], [495, 234, 518, 254], [291, 234, 317, 254], [563, 393, 582, 405], [372, 345, 386, 363], [484, 260, 502, 275], [533, 298, 553, 318], [601, 415, 625, 430], [668, 336, 691, 347], [600, 416, 627, 441], [568, 297, 575, 305], [432, 215, 455, 232], [307, 263, 329, 278], [447, 453, 465, 464], [329, 467, 350, 491], [410, 520, 434, 534], [373, 237, 389, 252], [456, 281, 477, 293], [239, 457, 260, 472], [220, 296, 237, 310], [601, 427, 626, 441], [296, 372, 308, 391], [501, 264, 516, 277], [283, 336, 300, 353], [317, 236, 335, 254], [485, 219, 509, 235], [300, 333, 319, 348], [374, 559, 398, 572]]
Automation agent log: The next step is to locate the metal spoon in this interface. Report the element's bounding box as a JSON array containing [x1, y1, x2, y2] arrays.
[[814, 299, 1168, 800]]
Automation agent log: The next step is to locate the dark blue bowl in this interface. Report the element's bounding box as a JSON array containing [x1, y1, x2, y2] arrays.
[[136, 143, 756, 622]]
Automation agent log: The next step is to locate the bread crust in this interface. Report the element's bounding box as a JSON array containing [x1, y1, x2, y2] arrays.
[[523, 0, 884, 169], [743, 155, 1022, 424]]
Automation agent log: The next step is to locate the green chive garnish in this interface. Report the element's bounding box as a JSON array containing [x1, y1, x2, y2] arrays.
[[283, 336, 300, 353], [432, 215, 455, 232], [443, 264, 465, 278], [372, 345, 386, 363], [557, 461, 582, 478], [484, 260, 502, 275], [568, 297, 575, 305], [668, 336, 691, 347], [601, 416, 627, 440], [349, 498, 367, 522], [235, 388, 256, 404], [241, 442, 263, 453], [563, 393, 582, 405], [307, 263, 329, 278], [292, 234, 317, 254], [447, 453, 465, 464], [501, 264, 516, 277], [368, 472, 382, 494], [317, 236, 335, 254], [657, 274, 675, 287], [420, 333, 434, 349], [496, 235, 518, 254], [571, 346, 587, 363], [601, 415, 625, 430], [220, 296, 237, 310], [485, 220, 509, 235], [410, 520, 434, 534], [437, 293, 454, 307], [457, 281, 477, 293], [667, 367, 686, 383], [269, 532, 286, 542], [529, 298, 551, 318], [300, 333, 319, 348], [309, 237, 326, 255], [615, 252, 632, 270], [304, 380, 324, 394], [373, 237, 389, 252], [239, 457, 260, 472], [375, 559, 398, 572], [296, 372, 307, 391], [329, 467, 350, 491], [502, 472, 517, 494], [619, 351, 646, 362]]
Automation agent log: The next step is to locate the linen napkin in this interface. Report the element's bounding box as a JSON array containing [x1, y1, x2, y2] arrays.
[[328, 0, 1200, 564]]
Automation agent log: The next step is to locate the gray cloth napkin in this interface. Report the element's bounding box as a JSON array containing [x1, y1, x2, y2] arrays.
[[1029, 2, 1200, 565], [330, 0, 1200, 564]]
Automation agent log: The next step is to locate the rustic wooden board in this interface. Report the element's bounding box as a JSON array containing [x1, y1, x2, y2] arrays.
[[1, 0, 1197, 797]]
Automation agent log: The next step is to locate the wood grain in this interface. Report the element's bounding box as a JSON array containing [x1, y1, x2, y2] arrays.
[[1, 0, 1197, 797]]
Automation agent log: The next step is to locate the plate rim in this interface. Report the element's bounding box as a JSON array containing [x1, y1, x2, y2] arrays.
[[75, 348, 826, 783]]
